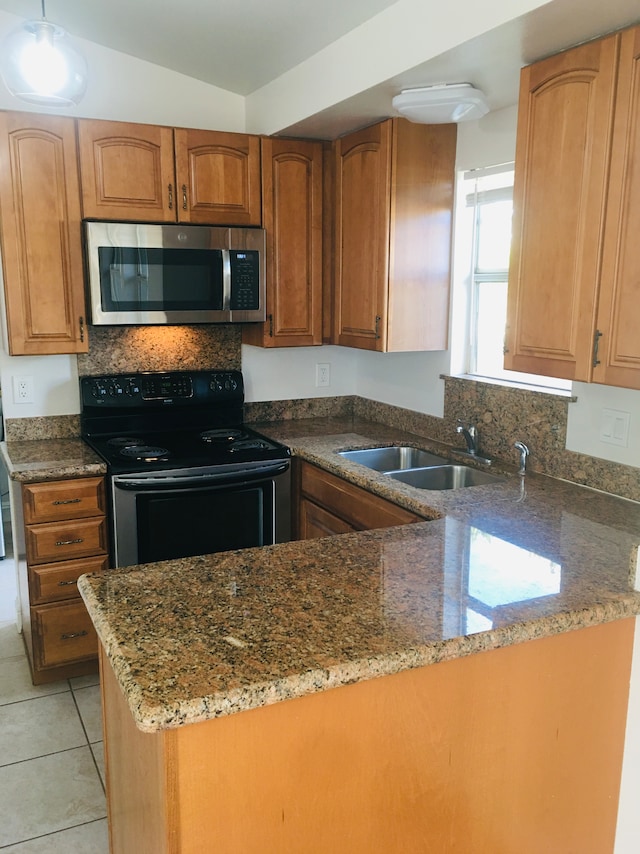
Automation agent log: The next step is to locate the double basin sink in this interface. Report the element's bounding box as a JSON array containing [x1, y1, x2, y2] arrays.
[[338, 446, 505, 491]]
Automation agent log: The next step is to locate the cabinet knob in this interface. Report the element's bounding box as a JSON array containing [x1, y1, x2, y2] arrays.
[[168, 183, 173, 210], [182, 184, 188, 211], [60, 630, 88, 640], [55, 538, 84, 547]]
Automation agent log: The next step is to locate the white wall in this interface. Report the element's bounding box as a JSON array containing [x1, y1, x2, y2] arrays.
[[242, 345, 357, 402]]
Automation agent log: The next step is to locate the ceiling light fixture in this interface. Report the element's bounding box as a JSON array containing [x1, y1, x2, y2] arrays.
[[0, 0, 88, 106], [392, 83, 489, 124]]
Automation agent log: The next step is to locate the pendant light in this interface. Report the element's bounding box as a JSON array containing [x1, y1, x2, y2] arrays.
[[0, 0, 88, 106]]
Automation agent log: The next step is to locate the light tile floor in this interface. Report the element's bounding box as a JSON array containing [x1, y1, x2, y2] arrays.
[[0, 539, 109, 852]]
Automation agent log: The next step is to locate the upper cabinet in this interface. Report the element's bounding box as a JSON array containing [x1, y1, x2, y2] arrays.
[[505, 26, 640, 389], [0, 113, 88, 355], [77, 120, 262, 226], [333, 118, 456, 352], [243, 137, 323, 348]]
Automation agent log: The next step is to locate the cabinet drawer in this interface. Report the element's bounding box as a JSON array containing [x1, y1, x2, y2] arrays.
[[30, 555, 109, 605], [32, 600, 98, 668], [26, 517, 108, 565], [299, 461, 423, 531], [23, 477, 106, 524]]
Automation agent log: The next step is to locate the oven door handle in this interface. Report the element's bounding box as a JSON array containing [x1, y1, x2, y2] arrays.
[[112, 462, 289, 490]]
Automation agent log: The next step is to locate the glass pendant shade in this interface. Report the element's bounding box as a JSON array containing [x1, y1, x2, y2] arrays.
[[0, 17, 88, 106]]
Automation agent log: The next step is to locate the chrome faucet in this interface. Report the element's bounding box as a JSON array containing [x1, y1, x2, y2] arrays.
[[456, 420, 478, 456], [514, 441, 530, 475]]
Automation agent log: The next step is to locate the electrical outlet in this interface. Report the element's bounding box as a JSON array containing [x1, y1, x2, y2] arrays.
[[315, 363, 331, 388], [13, 375, 34, 404]]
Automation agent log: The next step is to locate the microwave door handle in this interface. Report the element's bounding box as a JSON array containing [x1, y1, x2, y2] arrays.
[[221, 249, 231, 312]]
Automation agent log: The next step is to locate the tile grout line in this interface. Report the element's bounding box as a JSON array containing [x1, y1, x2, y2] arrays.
[[70, 681, 107, 795], [0, 816, 108, 850]]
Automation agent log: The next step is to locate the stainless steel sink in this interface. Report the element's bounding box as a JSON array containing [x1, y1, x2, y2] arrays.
[[338, 446, 448, 471], [388, 465, 505, 491]]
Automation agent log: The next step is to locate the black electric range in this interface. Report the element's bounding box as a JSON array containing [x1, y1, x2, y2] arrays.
[[79, 369, 291, 568]]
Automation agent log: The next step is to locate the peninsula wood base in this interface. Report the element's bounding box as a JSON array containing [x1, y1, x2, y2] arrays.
[[101, 619, 634, 854]]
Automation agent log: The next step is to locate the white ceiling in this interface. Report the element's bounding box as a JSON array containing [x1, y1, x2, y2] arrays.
[[0, 0, 638, 138], [0, 0, 401, 95]]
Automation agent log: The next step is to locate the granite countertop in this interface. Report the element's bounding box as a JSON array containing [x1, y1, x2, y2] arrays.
[[0, 437, 106, 482], [76, 417, 640, 733]]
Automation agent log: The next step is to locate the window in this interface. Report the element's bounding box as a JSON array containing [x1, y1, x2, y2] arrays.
[[463, 164, 571, 391]]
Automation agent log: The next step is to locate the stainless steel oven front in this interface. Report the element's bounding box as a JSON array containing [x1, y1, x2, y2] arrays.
[[109, 460, 291, 568]]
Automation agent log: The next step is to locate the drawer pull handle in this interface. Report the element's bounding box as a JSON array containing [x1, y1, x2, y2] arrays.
[[55, 538, 84, 546], [57, 579, 77, 587], [61, 630, 88, 640], [52, 498, 82, 505]]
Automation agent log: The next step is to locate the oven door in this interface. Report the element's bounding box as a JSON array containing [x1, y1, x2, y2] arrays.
[[110, 461, 290, 568]]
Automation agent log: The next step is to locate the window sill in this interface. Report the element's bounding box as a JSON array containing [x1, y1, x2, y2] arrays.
[[442, 373, 577, 401]]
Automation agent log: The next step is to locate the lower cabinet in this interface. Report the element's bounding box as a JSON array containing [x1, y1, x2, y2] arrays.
[[18, 476, 109, 684], [295, 460, 423, 539]]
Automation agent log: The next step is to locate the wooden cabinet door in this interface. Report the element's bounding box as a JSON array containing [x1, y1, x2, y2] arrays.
[[334, 119, 392, 351], [298, 497, 355, 539], [174, 128, 261, 225], [0, 113, 88, 355], [296, 460, 423, 538], [594, 26, 640, 389], [505, 34, 619, 381], [77, 119, 176, 222], [243, 137, 323, 347], [333, 118, 455, 353]]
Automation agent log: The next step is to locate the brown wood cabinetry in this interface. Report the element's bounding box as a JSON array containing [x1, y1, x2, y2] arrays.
[[19, 477, 108, 684], [506, 26, 640, 389], [333, 118, 456, 352], [243, 137, 323, 347], [0, 112, 88, 355], [77, 119, 261, 225], [295, 460, 423, 539]]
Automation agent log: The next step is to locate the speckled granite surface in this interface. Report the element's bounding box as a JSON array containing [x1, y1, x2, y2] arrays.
[[77, 422, 640, 733], [0, 438, 106, 482], [77, 324, 242, 376]]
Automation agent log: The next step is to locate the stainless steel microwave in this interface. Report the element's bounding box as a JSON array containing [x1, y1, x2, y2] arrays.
[[84, 221, 266, 325]]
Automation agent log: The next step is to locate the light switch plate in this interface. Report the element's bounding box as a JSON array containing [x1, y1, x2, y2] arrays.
[[600, 408, 630, 447]]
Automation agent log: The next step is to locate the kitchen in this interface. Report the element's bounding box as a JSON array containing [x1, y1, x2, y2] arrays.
[[1, 0, 640, 851]]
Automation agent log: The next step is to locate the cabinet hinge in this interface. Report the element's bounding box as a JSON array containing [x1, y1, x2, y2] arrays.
[[182, 184, 188, 211], [375, 315, 381, 339], [268, 314, 274, 337], [79, 316, 85, 343], [168, 183, 173, 210], [592, 329, 603, 367]]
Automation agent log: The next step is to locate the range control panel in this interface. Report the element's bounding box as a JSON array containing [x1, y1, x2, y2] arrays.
[[80, 370, 244, 408]]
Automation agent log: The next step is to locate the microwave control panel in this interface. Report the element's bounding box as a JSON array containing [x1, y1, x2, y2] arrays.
[[230, 250, 260, 311]]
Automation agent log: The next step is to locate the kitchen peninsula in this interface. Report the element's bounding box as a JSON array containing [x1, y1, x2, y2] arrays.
[[69, 423, 640, 854]]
